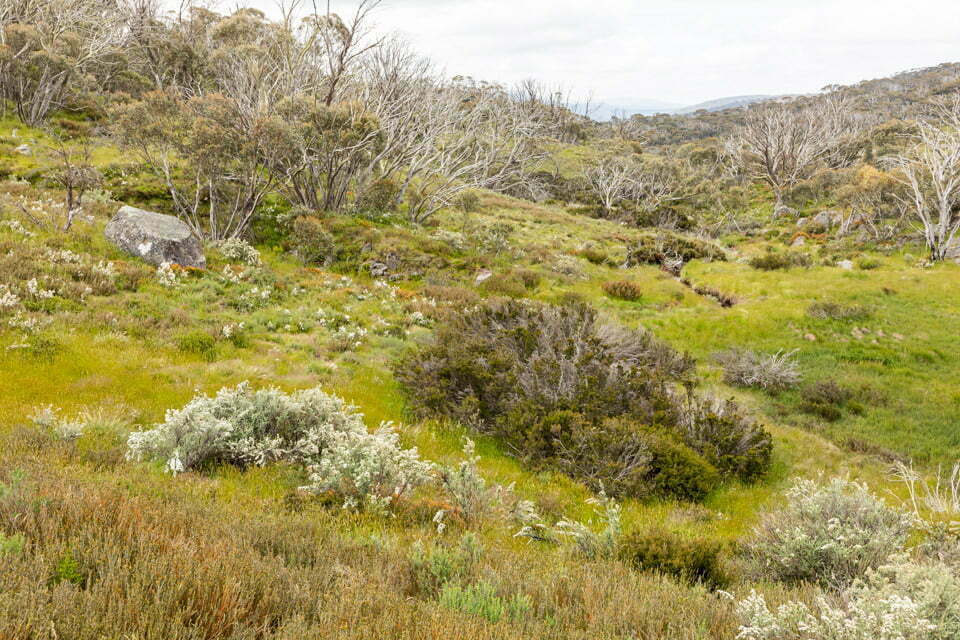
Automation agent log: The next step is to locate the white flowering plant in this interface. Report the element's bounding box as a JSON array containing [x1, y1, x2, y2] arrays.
[[156, 262, 181, 287], [127, 383, 434, 508], [736, 556, 960, 640], [746, 477, 915, 587], [217, 238, 262, 267]]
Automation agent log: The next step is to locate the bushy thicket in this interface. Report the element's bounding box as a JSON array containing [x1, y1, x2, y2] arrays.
[[745, 477, 915, 587], [626, 232, 727, 273], [127, 383, 433, 508], [748, 251, 812, 271], [396, 299, 771, 500]]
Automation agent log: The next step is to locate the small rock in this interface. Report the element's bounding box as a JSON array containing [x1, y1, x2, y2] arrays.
[[369, 262, 389, 278], [773, 203, 798, 219], [892, 333, 904, 341], [14, 144, 31, 156], [804, 333, 817, 342], [838, 260, 854, 270], [791, 235, 806, 248], [475, 270, 493, 284], [796, 217, 808, 228], [812, 210, 842, 228]]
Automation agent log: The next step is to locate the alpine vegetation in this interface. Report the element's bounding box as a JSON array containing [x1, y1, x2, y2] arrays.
[[745, 477, 915, 587], [396, 298, 772, 500], [737, 557, 960, 640], [127, 383, 433, 508]]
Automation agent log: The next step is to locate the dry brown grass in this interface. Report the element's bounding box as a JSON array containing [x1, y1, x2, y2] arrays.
[[0, 427, 774, 640]]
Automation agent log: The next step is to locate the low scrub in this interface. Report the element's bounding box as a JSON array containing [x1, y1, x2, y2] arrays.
[[799, 379, 862, 422], [745, 477, 915, 587], [618, 528, 728, 589], [714, 349, 801, 392], [127, 383, 433, 509], [396, 299, 771, 500], [737, 557, 960, 640], [626, 232, 727, 272], [602, 280, 643, 301], [807, 301, 872, 321], [748, 251, 811, 271]]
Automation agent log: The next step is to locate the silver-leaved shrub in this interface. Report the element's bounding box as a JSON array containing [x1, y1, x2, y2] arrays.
[[746, 477, 915, 587], [127, 383, 433, 508], [737, 556, 960, 640]]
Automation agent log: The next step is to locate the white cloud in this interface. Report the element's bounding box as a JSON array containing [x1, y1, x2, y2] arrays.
[[188, 0, 960, 111]]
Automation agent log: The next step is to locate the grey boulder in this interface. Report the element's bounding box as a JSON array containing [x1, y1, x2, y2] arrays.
[[812, 210, 841, 228], [105, 206, 205, 268]]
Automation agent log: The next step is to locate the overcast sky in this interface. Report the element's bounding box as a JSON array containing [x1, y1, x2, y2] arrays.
[[210, 0, 960, 114]]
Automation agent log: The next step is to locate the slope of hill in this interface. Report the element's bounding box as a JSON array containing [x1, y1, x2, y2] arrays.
[[1, 113, 958, 638]]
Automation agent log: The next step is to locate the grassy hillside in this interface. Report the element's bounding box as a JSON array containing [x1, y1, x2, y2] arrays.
[[2, 116, 957, 638]]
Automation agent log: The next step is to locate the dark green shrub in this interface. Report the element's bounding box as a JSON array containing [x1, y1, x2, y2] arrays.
[[290, 216, 337, 265], [356, 178, 400, 214], [749, 251, 811, 271], [799, 380, 855, 422], [619, 528, 728, 588], [396, 300, 697, 497], [396, 299, 770, 500], [680, 396, 773, 482], [602, 280, 642, 301], [626, 232, 727, 268], [641, 431, 721, 502]]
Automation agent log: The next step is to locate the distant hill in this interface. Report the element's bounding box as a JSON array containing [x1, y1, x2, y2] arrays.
[[594, 100, 685, 120], [673, 94, 783, 114], [598, 95, 783, 121]]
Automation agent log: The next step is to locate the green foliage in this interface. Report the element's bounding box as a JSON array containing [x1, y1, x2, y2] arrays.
[[438, 581, 531, 624], [477, 272, 527, 298], [800, 380, 860, 422], [576, 247, 611, 265], [290, 215, 337, 265], [602, 280, 643, 301], [679, 395, 773, 482], [175, 330, 217, 362], [748, 250, 812, 271], [0, 530, 24, 555], [394, 299, 745, 500], [397, 298, 771, 499], [807, 301, 872, 321], [408, 534, 481, 595], [626, 232, 727, 269], [640, 430, 721, 502], [50, 551, 88, 588], [618, 528, 728, 589]]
